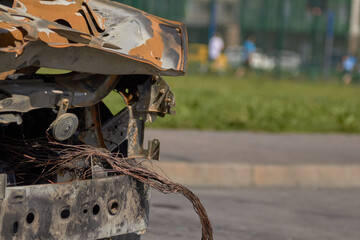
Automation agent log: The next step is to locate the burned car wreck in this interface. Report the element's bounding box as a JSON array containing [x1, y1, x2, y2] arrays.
[[0, 0, 194, 239]]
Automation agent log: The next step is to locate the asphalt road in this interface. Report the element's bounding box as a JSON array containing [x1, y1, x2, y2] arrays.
[[142, 130, 360, 239], [143, 188, 360, 240], [145, 129, 360, 165]]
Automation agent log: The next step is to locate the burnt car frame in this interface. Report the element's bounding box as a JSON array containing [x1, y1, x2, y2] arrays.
[[0, 0, 187, 239]]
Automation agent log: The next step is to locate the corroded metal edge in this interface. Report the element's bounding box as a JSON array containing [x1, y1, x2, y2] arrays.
[[0, 174, 149, 240]]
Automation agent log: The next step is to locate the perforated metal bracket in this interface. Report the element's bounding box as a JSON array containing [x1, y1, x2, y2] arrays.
[[0, 175, 149, 240]]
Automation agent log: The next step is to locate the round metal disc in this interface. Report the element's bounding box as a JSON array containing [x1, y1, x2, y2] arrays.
[[52, 113, 79, 141]]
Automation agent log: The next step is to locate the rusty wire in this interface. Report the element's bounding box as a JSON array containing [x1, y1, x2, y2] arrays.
[[0, 139, 213, 240]]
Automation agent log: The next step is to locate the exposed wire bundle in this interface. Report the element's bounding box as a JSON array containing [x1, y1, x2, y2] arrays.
[[0, 139, 213, 240]]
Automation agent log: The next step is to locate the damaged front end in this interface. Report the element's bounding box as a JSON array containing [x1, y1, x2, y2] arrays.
[[0, 1, 187, 239]]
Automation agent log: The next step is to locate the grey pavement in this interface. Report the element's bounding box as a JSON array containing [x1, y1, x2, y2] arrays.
[[145, 129, 360, 165], [143, 188, 360, 240], [141, 130, 360, 240]]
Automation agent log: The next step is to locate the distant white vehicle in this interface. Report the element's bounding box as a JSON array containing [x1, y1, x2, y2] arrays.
[[274, 50, 302, 72], [250, 49, 276, 71], [225, 46, 246, 68], [225, 46, 275, 71], [225, 46, 301, 73]]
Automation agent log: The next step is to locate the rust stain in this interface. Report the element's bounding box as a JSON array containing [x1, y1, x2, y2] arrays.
[[0, 0, 187, 76], [91, 104, 107, 149], [38, 29, 69, 44], [0, 22, 25, 48], [14, 0, 92, 35], [0, 70, 16, 80], [129, 22, 164, 67], [82, 0, 106, 32]]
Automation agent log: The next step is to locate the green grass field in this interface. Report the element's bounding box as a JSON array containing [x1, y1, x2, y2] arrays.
[[36, 68, 360, 133], [139, 74, 360, 133]]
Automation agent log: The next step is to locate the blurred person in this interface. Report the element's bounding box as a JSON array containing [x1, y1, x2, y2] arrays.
[[244, 35, 256, 66], [236, 35, 256, 78], [208, 32, 224, 62], [342, 53, 357, 84], [208, 32, 227, 74]]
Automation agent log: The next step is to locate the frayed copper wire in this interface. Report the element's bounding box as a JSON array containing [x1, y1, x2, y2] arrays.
[[0, 138, 213, 240]]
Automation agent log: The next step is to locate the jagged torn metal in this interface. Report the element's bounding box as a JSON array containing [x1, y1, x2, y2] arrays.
[[0, 0, 188, 77]]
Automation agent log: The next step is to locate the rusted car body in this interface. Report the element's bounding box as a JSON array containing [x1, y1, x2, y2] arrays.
[[0, 0, 187, 239]]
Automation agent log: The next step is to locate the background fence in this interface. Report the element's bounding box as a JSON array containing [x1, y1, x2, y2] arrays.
[[239, 0, 352, 78], [113, 0, 355, 79], [113, 0, 186, 21]]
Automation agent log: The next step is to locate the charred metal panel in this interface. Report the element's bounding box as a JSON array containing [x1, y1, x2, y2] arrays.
[[0, 74, 119, 113], [0, 174, 149, 240], [0, 0, 188, 77], [0, 1, 186, 239]]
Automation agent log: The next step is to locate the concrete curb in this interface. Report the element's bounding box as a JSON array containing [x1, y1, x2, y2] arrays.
[[147, 161, 360, 188]]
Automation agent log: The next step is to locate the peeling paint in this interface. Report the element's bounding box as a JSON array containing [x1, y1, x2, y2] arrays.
[[0, 0, 187, 76], [39, 0, 76, 6]]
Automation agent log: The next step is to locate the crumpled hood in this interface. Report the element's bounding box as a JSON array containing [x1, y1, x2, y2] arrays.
[[0, 0, 188, 76]]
